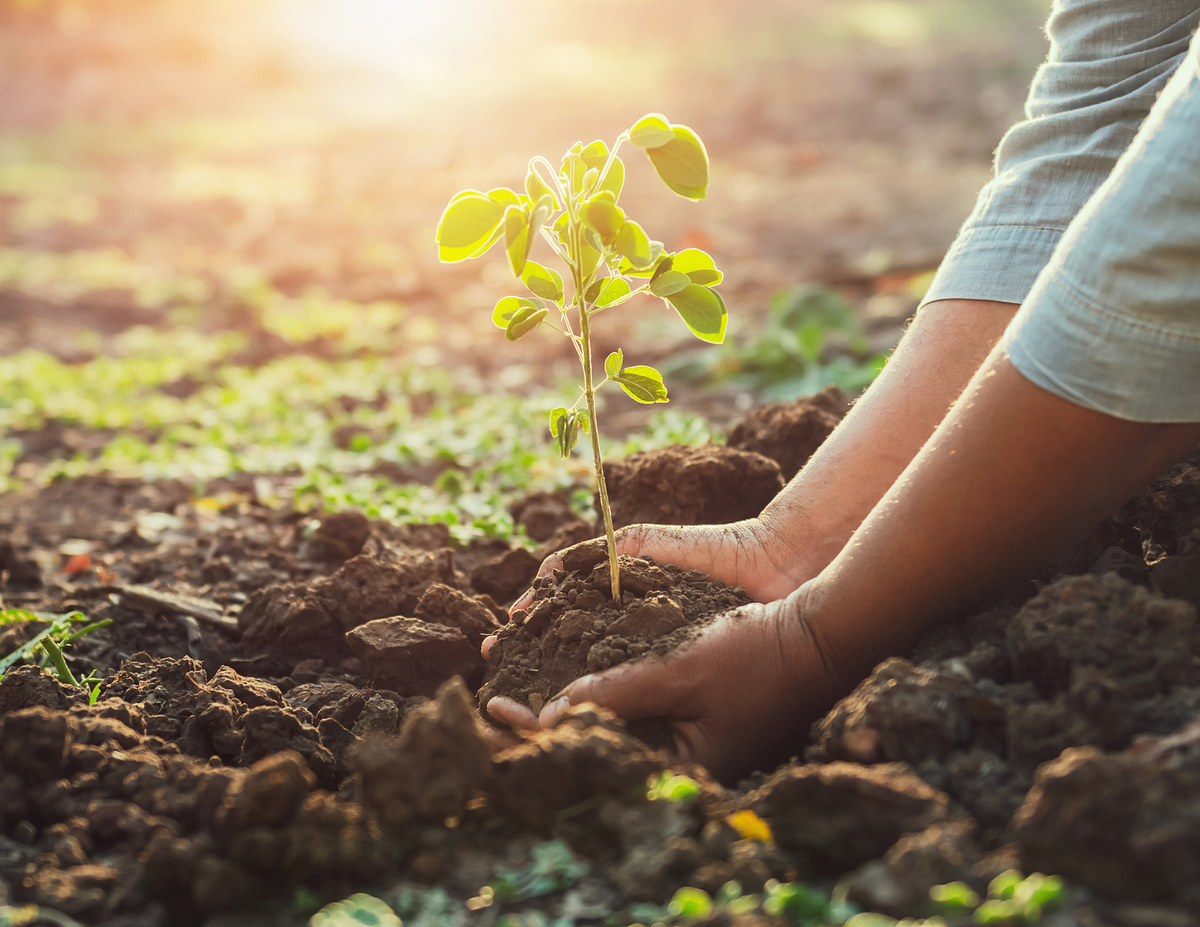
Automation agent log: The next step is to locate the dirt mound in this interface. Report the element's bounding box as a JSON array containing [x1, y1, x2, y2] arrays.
[[478, 539, 752, 720], [1015, 721, 1200, 910], [810, 573, 1200, 846], [599, 444, 784, 529], [726, 385, 850, 481]]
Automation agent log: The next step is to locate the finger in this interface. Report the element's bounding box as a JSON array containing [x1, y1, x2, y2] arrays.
[[539, 656, 693, 729], [481, 633, 498, 660], [485, 696, 540, 733], [478, 724, 523, 751]]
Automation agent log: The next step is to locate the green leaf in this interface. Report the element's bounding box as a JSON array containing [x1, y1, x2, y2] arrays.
[[604, 349, 623, 378], [671, 248, 723, 285], [436, 191, 505, 262], [576, 408, 590, 434], [525, 164, 559, 210], [588, 277, 631, 309], [581, 199, 626, 241], [560, 146, 587, 194], [504, 206, 531, 277], [612, 219, 653, 268], [645, 125, 709, 200], [667, 888, 713, 922], [580, 140, 609, 171], [613, 364, 669, 403], [521, 262, 564, 302], [629, 113, 676, 149], [649, 269, 691, 298], [492, 295, 544, 329], [553, 412, 584, 458], [621, 248, 670, 277], [505, 304, 548, 340], [667, 284, 727, 343], [580, 241, 601, 278], [599, 155, 625, 200], [488, 187, 523, 208]]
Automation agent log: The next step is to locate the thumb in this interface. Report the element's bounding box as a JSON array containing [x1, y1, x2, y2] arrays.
[[538, 655, 690, 729]]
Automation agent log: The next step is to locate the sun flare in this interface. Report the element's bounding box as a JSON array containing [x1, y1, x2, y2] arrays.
[[282, 0, 494, 79]]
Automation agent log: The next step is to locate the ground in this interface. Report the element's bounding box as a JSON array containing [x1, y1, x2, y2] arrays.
[[7, 1, 1200, 925]]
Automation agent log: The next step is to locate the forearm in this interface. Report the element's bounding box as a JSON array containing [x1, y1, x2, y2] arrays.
[[759, 298, 1018, 584], [804, 348, 1200, 682]]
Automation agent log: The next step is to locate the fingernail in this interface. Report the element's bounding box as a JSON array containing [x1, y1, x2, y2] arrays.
[[510, 591, 533, 616], [538, 693, 570, 729]]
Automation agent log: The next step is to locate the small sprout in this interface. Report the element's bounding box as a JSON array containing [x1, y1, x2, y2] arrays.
[[763, 881, 827, 923], [726, 810, 773, 843], [667, 887, 713, 922], [972, 899, 1022, 925], [844, 915, 899, 927], [309, 893, 402, 927], [646, 771, 701, 803], [987, 870, 1023, 902], [1013, 873, 1064, 913], [0, 608, 111, 691], [627, 902, 669, 924], [929, 881, 980, 913], [490, 840, 587, 902]]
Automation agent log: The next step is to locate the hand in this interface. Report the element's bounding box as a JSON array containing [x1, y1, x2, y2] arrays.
[[512, 519, 811, 615], [489, 583, 853, 783]]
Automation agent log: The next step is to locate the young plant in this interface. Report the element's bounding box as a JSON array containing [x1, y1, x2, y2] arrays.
[[0, 608, 112, 701], [436, 114, 726, 599]]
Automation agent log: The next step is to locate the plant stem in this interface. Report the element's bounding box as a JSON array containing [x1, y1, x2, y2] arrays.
[[41, 636, 78, 687], [577, 304, 621, 602]]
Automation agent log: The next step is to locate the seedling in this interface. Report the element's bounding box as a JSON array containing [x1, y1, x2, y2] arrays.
[[0, 608, 111, 701], [490, 839, 588, 902], [646, 771, 701, 803], [436, 114, 726, 599]]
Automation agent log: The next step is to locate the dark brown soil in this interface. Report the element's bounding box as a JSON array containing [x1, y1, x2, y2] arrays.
[[478, 538, 753, 718], [726, 386, 850, 481], [7, 433, 1200, 924], [598, 444, 784, 530]]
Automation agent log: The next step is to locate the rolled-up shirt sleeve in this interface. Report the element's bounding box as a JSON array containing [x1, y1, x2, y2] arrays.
[[1001, 37, 1200, 423], [921, 0, 1200, 308]]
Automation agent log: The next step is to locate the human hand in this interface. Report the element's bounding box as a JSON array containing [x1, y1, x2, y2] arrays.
[[479, 518, 808, 670], [511, 519, 810, 616], [487, 583, 853, 782]]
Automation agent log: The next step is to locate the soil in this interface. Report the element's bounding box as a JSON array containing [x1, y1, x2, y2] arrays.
[[15, 3, 1200, 921], [726, 386, 850, 481], [477, 538, 754, 721], [5, 429, 1200, 925]]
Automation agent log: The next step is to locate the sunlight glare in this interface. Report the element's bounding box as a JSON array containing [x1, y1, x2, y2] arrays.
[[284, 0, 494, 81]]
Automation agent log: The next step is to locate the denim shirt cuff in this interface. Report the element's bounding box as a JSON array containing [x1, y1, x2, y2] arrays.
[[919, 225, 1064, 310]]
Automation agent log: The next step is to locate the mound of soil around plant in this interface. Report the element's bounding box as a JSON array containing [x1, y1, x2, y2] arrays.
[[478, 538, 752, 719], [599, 444, 784, 529]]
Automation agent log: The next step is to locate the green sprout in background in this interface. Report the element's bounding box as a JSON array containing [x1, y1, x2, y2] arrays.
[[436, 114, 727, 601]]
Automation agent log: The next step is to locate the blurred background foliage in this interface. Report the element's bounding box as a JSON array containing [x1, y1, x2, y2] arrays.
[[0, 0, 1049, 536]]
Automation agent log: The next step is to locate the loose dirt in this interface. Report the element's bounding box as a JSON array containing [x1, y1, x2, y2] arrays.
[[477, 539, 753, 720], [6, 408, 1200, 924]]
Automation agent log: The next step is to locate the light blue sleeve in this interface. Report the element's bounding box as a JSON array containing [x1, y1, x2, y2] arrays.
[[1002, 37, 1200, 423], [920, 0, 1200, 308]]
